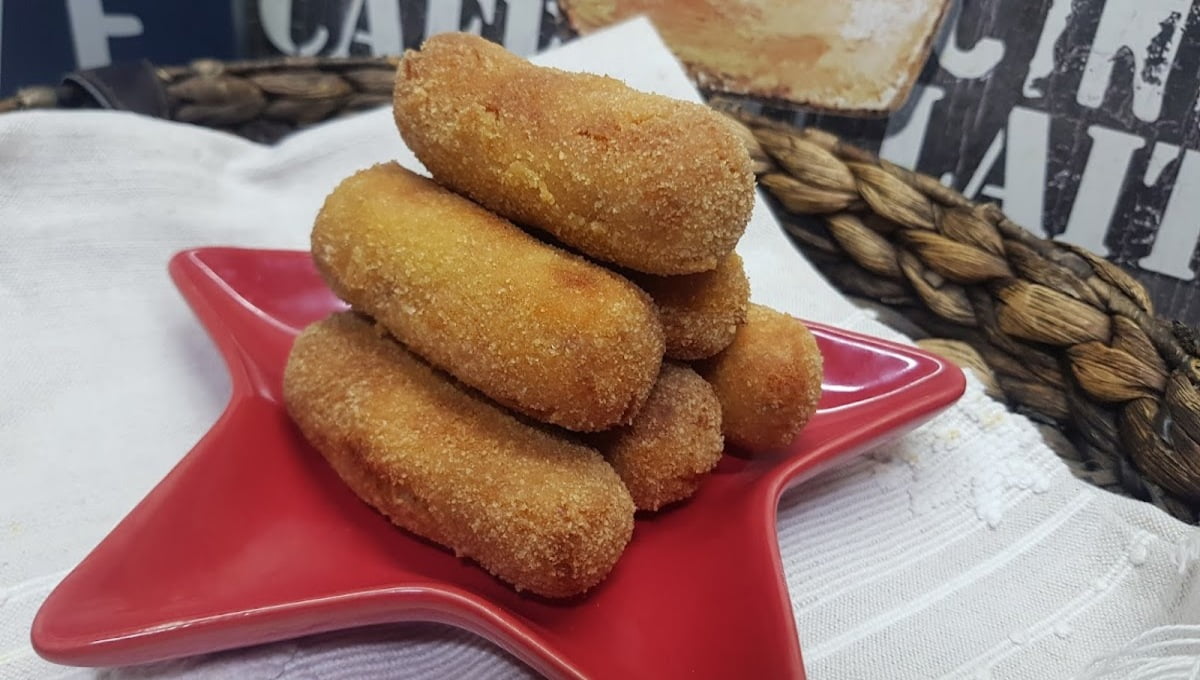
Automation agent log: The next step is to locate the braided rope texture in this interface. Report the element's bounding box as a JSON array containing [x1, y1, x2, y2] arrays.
[[720, 110, 1200, 523], [2, 57, 1198, 522], [0, 56, 400, 142]]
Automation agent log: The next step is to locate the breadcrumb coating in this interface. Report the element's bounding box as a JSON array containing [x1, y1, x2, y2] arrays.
[[312, 163, 664, 432], [594, 362, 724, 511], [631, 253, 750, 360], [393, 32, 755, 275], [283, 312, 636, 598], [695, 304, 823, 453]]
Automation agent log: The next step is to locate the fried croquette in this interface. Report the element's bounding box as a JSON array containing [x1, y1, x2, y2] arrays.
[[695, 304, 823, 453], [630, 253, 750, 360], [393, 32, 755, 276], [594, 362, 724, 511], [283, 312, 636, 598], [312, 163, 664, 432]]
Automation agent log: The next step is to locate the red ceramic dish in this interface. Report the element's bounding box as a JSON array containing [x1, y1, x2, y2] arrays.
[[32, 247, 965, 679]]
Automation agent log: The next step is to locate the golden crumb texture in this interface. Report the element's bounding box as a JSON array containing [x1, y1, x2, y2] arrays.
[[631, 252, 749, 360], [595, 361, 724, 511], [393, 32, 755, 275], [311, 163, 664, 432], [696, 304, 823, 453], [283, 312, 636, 598]]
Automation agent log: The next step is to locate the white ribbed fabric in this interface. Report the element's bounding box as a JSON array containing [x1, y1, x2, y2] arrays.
[[2, 18, 1197, 680]]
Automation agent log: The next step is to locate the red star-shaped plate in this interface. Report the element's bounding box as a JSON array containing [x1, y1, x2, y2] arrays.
[[32, 247, 964, 679]]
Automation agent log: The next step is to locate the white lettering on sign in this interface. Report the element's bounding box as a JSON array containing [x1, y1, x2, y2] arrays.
[[880, 85, 946, 171], [963, 128, 1006, 200], [259, 0, 328, 56], [910, 106, 1049, 237], [1023, 0, 1070, 98], [884, 0, 1200, 282], [1075, 0, 1189, 123], [933, 0, 1005, 79], [262, 0, 401, 57], [65, 0, 144, 69], [328, 0, 402, 56], [884, 7, 1048, 235], [1143, 140, 1178, 185], [881, 3, 1002, 180], [423, 0, 543, 56], [423, 0, 491, 39], [989, 107, 1051, 236], [1058, 125, 1145, 256], [502, 0, 542, 56], [1140, 147, 1200, 281], [424, 0, 461, 36], [464, 0, 496, 35], [543, 0, 564, 49]]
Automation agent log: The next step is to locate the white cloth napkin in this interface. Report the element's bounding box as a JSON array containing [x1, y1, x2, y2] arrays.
[[2, 17, 1198, 680]]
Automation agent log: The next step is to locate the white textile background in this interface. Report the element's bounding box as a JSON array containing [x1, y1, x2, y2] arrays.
[[2, 18, 1198, 680]]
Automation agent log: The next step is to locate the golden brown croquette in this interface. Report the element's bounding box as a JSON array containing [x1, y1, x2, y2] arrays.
[[283, 312, 636, 598], [595, 361, 724, 511], [630, 253, 750, 360], [393, 33, 755, 275], [695, 304, 823, 453], [311, 163, 664, 432]]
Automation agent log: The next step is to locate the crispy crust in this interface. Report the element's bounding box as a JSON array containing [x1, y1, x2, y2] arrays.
[[283, 312, 636, 598], [631, 253, 750, 360], [695, 304, 823, 453], [595, 362, 724, 511], [312, 163, 664, 432], [393, 33, 755, 275]]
